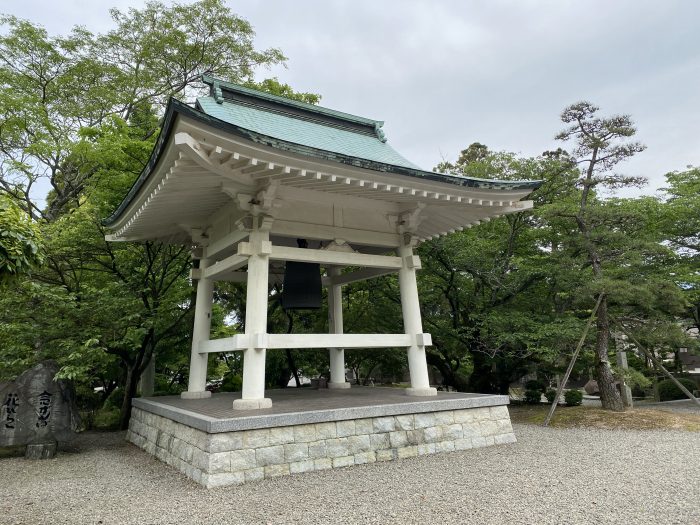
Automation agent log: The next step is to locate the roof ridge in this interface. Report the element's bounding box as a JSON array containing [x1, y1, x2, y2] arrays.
[[198, 94, 381, 140], [201, 75, 385, 131]]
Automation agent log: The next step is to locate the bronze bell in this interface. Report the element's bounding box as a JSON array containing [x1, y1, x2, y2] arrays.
[[281, 239, 322, 310]]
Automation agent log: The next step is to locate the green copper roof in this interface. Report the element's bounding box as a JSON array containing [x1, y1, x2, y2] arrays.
[[202, 75, 383, 128], [197, 78, 421, 170], [104, 80, 542, 227]]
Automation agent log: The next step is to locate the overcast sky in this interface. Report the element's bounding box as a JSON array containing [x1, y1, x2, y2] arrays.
[[5, 0, 700, 196]]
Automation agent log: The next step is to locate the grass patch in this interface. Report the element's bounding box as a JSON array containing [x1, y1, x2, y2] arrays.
[[509, 404, 700, 432], [0, 445, 25, 458], [92, 407, 121, 431]]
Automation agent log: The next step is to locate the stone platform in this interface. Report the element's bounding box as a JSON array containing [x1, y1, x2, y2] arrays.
[[127, 387, 515, 488]]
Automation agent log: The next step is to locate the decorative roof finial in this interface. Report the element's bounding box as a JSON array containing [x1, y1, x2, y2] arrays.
[[212, 81, 224, 104], [375, 123, 387, 143]]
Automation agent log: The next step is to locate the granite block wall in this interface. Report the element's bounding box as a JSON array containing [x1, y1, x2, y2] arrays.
[[127, 405, 516, 488]]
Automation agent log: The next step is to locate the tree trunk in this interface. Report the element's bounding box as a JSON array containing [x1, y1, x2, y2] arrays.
[[119, 366, 140, 430], [283, 310, 300, 387], [466, 351, 522, 395], [427, 352, 470, 392], [468, 354, 498, 394], [593, 295, 624, 411], [352, 364, 364, 385], [362, 363, 378, 385], [275, 367, 292, 389], [286, 349, 301, 387]]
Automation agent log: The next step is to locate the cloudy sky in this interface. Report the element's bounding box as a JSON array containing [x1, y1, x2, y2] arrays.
[[5, 0, 700, 196]]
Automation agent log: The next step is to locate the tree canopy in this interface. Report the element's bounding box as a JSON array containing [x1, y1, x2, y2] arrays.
[[0, 194, 42, 282]]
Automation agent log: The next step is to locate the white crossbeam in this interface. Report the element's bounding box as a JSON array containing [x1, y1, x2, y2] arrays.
[[328, 267, 399, 286], [203, 253, 249, 279], [199, 334, 250, 354], [198, 333, 429, 353], [204, 230, 250, 259], [265, 245, 403, 269], [271, 219, 401, 248], [208, 271, 285, 284], [268, 333, 411, 349]]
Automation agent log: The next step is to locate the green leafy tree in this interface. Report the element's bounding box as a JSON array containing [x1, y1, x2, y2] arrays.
[[661, 167, 700, 334], [0, 194, 42, 281], [414, 146, 585, 393], [342, 276, 407, 385], [0, 1, 319, 429], [554, 102, 646, 411], [0, 0, 289, 220], [1, 110, 194, 428], [246, 78, 321, 105]]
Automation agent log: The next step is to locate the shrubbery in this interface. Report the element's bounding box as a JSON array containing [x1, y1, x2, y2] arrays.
[[657, 378, 697, 401], [545, 389, 558, 404], [92, 407, 120, 430], [525, 379, 546, 393], [521, 379, 546, 404], [564, 389, 583, 406], [154, 376, 186, 396], [524, 389, 542, 404], [104, 387, 124, 409], [220, 373, 243, 392]]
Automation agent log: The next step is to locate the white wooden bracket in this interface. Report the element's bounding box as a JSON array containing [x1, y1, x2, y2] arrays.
[[238, 240, 273, 257], [396, 203, 426, 234], [403, 255, 422, 270], [189, 227, 209, 247], [252, 333, 268, 350], [415, 333, 432, 346]]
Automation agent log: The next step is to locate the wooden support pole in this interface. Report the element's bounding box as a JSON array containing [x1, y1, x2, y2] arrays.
[[615, 344, 634, 408], [543, 295, 603, 427], [614, 322, 700, 409]]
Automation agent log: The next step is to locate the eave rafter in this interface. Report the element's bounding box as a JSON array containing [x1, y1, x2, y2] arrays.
[[109, 130, 534, 243], [175, 130, 529, 207]]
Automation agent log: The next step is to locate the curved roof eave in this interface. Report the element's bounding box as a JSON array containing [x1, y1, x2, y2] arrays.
[[103, 98, 543, 228]]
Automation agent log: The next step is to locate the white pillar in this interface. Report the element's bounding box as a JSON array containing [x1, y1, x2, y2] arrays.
[[181, 258, 214, 399], [233, 226, 272, 410], [398, 239, 437, 396], [327, 266, 350, 389]]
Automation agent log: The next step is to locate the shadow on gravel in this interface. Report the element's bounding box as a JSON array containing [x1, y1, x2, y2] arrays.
[[58, 430, 128, 455]]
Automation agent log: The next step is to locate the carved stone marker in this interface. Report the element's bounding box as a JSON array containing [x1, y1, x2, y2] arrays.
[[0, 361, 80, 458]]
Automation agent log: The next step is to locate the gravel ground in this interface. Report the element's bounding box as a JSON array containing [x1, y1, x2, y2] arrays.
[[583, 397, 700, 415], [636, 399, 700, 415], [1, 424, 698, 525]]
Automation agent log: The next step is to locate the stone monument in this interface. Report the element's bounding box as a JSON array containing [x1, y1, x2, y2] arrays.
[[0, 360, 81, 459]]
